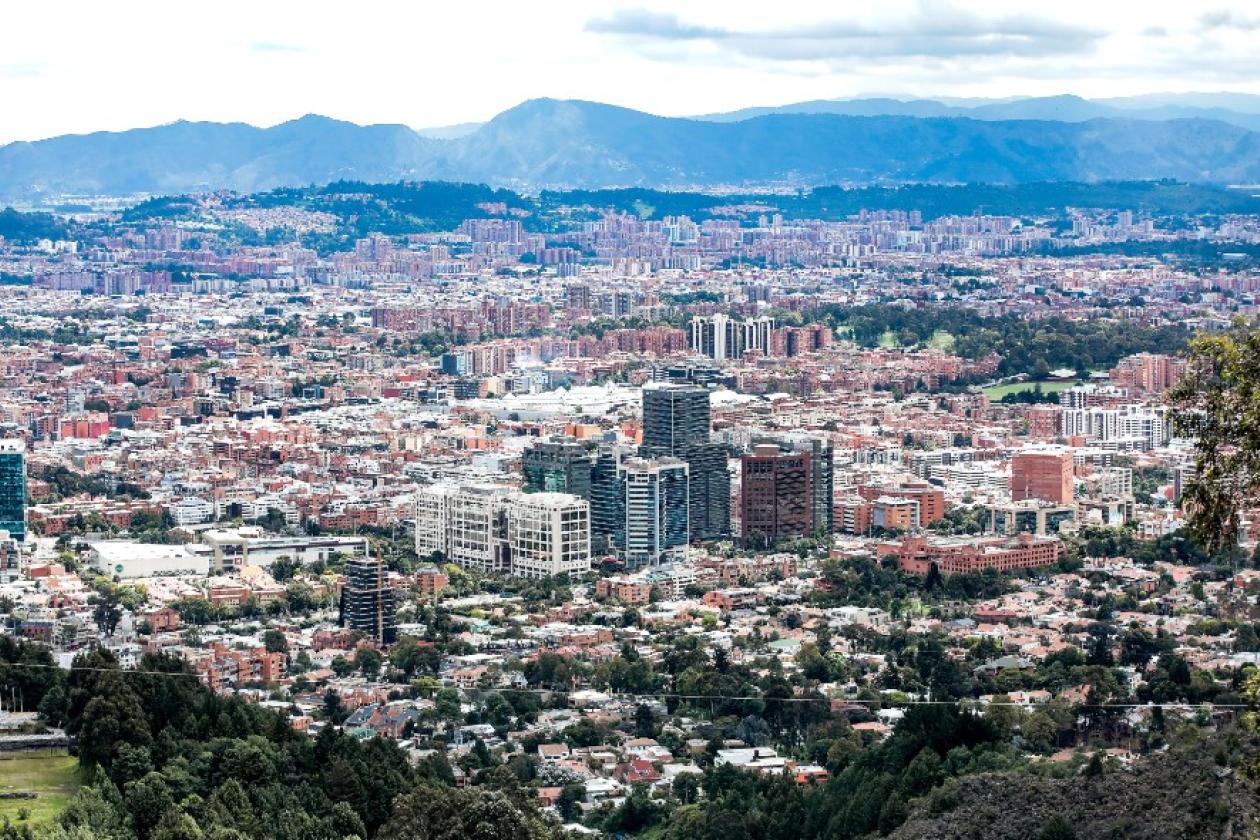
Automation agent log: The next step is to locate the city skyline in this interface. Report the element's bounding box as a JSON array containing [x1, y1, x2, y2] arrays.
[[3, 0, 1260, 143]]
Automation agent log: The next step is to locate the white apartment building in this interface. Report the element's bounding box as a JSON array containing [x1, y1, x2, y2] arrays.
[[168, 497, 216, 527], [1060, 406, 1170, 449], [415, 483, 591, 577], [506, 493, 591, 579]]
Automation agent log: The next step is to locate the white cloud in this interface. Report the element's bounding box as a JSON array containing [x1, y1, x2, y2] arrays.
[[0, 0, 1257, 143]]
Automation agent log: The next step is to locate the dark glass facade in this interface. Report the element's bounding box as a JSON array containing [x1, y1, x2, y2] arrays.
[[0, 443, 25, 541], [640, 384, 729, 540]]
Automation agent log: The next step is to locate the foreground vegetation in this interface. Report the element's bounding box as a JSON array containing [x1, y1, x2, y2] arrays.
[[0, 755, 81, 827]]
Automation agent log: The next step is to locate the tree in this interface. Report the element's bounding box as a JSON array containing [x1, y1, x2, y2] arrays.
[[269, 556, 300, 582], [378, 784, 551, 840], [1169, 322, 1260, 552], [91, 586, 123, 637], [78, 674, 152, 769], [671, 772, 700, 804], [1038, 815, 1078, 840], [634, 703, 656, 738], [124, 771, 175, 839], [262, 629, 287, 654], [925, 561, 944, 591], [557, 783, 585, 822]]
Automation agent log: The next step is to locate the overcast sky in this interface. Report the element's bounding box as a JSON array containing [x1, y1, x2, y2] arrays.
[[3, 0, 1260, 143]]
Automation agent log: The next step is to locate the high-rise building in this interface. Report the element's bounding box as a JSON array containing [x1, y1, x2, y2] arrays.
[[415, 483, 592, 577], [340, 555, 396, 644], [1011, 448, 1074, 504], [641, 384, 729, 540], [767, 434, 834, 534], [689, 315, 776, 360], [523, 436, 593, 497], [565, 283, 592, 315], [591, 443, 634, 553], [507, 493, 592, 579], [0, 440, 26, 542], [740, 444, 812, 546], [621, 458, 689, 569]]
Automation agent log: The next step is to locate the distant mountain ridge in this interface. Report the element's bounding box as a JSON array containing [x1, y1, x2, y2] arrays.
[[693, 93, 1260, 131], [5, 96, 1260, 199]]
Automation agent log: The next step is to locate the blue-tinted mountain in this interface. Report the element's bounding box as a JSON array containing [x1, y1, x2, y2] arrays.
[[697, 94, 1260, 131], [0, 115, 435, 199], [4, 98, 1260, 198], [447, 99, 1260, 188]]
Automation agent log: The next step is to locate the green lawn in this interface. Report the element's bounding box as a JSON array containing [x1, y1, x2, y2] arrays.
[[877, 329, 899, 348], [0, 753, 82, 825], [982, 379, 1077, 399], [926, 329, 956, 351]]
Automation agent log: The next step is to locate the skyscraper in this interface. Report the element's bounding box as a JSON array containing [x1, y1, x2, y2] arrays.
[[522, 436, 593, 497], [621, 457, 689, 569], [591, 443, 634, 553], [0, 440, 26, 542], [340, 554, 396, 645], [740, 444, 812, 546], [771, 434, 835, 535], [641, 384, 729, 540]]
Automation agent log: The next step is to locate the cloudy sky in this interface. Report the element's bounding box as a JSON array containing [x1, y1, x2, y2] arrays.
[[2, 0, 1260, 142]]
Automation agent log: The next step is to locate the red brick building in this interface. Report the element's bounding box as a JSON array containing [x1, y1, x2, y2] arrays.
[[879, 533, 1062, 575], [1011, 449, 1074, 504]]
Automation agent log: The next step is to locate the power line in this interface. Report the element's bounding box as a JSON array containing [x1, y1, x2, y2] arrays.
[[0, 660, 1251, 710]]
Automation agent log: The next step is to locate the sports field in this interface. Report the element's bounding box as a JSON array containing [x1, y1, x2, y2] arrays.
[[0, 753, 81, 825], [982, 379, 1077, 399]]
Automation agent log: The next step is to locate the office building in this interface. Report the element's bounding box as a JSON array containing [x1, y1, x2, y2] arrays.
[[523, 436, 593, 497], [641, 383, 729, 540], [507, 493, 592, 579], [988, 500, 1077, 536], [761, 434, 834, 534], [740, 444, 813, 546], [1011, 448, 1074, 504], [415, 483, 592, 577], [591, 443, 634, 553], [340, 555, 396, 644], [0, 440, 25, 542], [621, 458, 689, 569]]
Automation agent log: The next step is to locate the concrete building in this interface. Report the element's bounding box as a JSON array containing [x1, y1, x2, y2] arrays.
[[91, 542, 210, 579], [740, 444, 813, 546], [1011, 448, 1074, 504], [507, 493, 592, 579], [197, 527, 368, 572], [416, 483, 592, 577], [340, 555, 396, 644]]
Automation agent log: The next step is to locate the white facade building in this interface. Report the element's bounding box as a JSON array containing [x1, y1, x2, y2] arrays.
[[414, 483, 591, 577], [506, 493, 591, 579]]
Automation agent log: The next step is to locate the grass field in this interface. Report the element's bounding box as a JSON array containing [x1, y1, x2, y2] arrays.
[[877, 329, 899, 348], [982, 379, 1077, 399], [0, 753, 81, 825], [926, 329, 956, 351]]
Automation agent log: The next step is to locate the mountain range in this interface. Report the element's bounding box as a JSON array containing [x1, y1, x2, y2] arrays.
[[6, 94, 1260, 200]]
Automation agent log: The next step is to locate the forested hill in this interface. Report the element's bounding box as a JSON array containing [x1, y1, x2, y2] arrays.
[[891, 738, 1260, 839], [2, 638, 1259, 840], [7, 100, 1260, 197]]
